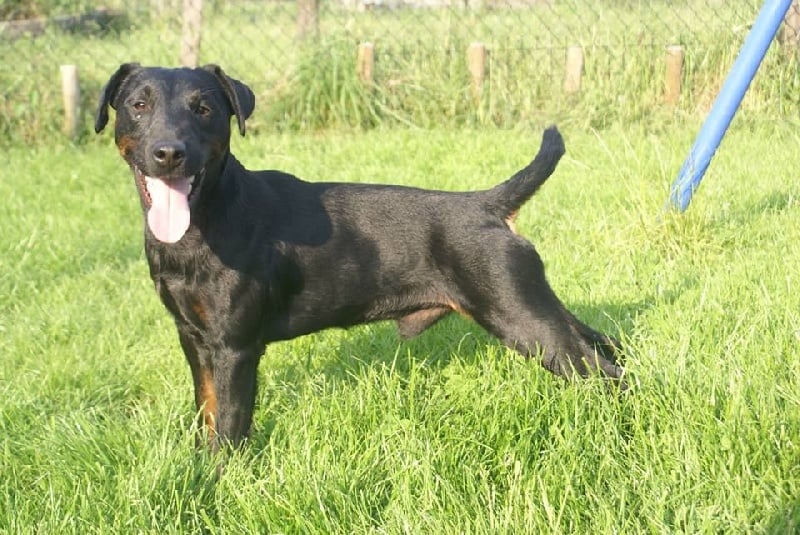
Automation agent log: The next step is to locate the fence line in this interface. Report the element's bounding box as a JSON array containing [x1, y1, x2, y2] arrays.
[[1, 1, 798, 144]]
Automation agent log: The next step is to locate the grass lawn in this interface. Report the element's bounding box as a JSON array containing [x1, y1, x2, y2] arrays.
[[1, 120, 799, 532]]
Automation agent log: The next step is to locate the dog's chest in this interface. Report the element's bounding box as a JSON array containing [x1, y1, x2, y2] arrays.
[[147, 247, 276, 345], [154, 270, 214, 331], [149, 250, 230, 329]]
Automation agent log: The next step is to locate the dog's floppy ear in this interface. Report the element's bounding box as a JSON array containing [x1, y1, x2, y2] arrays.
[[202, 64, 255, 136], [95, 63, 141, 133]]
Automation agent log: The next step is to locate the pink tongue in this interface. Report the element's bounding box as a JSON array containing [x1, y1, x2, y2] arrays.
[[146, 176, 192, 243]]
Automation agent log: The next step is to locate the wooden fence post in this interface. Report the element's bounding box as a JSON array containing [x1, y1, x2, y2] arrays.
[[357, 42, 375, 83], [780, 0, 800, 47], [563, 45, 583, 94], [467, 42, 487, 99], [296, 0, 320, 40], [665, 45, 684, 105], [181, 0, 203, 67], [60, 65, 80, 140]]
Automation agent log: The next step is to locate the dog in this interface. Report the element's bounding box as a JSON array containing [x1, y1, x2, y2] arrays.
[[95, 64, 624, 451]]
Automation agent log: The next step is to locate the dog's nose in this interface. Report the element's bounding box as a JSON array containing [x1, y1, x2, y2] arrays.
[[152, 140, 186, 169]]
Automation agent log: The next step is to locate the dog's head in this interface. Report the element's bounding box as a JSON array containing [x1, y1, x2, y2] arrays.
[[95, 64, 255, 244]]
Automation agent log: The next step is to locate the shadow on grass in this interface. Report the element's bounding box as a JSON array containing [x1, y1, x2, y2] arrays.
[[250, 291, 659, 449], [251, 315, 491, 448], [721, 190, 799, 221], [764, 499, 800, 534], [705, 189, 800, 238]]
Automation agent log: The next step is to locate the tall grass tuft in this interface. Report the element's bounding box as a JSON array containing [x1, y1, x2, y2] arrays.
[[265, 38, 383, 131]]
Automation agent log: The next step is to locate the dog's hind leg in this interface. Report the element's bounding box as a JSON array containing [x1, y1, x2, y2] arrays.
[[456, 235, 623, 382], [480, 299, 623, 381]]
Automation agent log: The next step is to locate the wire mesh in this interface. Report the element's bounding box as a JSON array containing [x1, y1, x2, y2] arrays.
[[1, 0, 797, 142]]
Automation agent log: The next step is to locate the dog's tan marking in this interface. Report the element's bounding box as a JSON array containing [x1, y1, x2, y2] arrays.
[[116, 134, 137, 159], [447, 299, 472, 320], [505, 210, 519, 234], [396, 298, 475, 339], [397, 307, 450, 338], [191, 298, 209, 327], [196, 367, 217, 440]]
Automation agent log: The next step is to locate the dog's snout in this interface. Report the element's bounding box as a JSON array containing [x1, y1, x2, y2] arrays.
[[152, 140, 186, 169]]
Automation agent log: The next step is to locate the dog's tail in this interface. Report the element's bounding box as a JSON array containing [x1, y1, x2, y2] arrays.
[[486, 125, 565, 217]]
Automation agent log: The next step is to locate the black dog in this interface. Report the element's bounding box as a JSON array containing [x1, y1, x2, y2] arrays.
[[95, 64, 623, 451]]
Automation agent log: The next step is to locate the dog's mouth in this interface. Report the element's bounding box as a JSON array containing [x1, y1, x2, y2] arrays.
[[133, 166, 205, 244]]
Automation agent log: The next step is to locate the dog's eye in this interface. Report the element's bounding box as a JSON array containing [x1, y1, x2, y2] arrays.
[[194, 104, 211, 117], [131, 101, 148, 119]]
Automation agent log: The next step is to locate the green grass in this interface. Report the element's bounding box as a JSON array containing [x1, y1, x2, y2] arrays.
[[2, 119, 800, 532]]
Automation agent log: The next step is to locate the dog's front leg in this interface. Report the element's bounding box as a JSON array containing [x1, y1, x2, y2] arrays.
[[178, 331, 219, 449], [179, 330, 262, 451], [209, 346, 262, 450]]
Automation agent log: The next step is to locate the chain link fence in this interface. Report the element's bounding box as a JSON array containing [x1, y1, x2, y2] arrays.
[[1, 0, 798, 144]]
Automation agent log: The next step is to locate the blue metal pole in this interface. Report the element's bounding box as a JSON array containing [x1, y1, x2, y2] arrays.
[[668, 0, 793, 212]]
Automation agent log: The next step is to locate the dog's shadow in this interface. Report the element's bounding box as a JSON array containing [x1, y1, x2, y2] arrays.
[[762, 499, 800, 534], [249, 314, 486, 449]]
